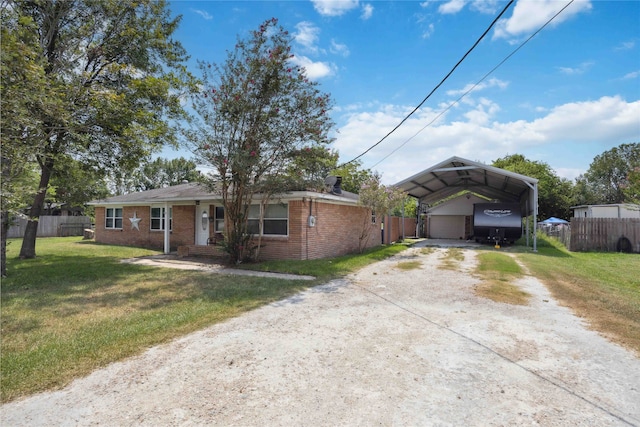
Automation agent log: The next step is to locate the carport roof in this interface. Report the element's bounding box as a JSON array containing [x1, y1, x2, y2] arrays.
[[394, 156, 538, 207]]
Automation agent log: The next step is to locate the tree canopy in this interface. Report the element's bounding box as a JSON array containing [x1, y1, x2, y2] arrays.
[[581, 143, 640, 204], [186, 18, 334, 263], [492, 154, 574, 220], [1, 0, 194, 260], [110, 157, 204, 194]]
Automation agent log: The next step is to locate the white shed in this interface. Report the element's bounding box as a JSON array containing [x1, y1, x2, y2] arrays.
[[572, 204, 640, 219]]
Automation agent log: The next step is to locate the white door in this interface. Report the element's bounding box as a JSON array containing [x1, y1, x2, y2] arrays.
[[196, 205, 210, 245]]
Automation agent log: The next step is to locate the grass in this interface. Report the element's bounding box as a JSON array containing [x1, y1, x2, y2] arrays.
[[514, 235, 640, 355], [1, 237, 413, 402], [235, 240, 415, 280], [474, 252, 530, 305], [438, 248, 465, 270], [395, 260, 422, 270]]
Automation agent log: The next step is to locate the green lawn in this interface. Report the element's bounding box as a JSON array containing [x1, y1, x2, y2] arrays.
[[515, 235, 640, 354], [1, 237, 412, 402]]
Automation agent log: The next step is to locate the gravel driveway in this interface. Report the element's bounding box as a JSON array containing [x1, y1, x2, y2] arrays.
[[2, 245, 639, 426]]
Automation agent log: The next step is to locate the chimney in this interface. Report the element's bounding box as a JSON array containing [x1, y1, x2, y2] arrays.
[[332, 176, 342, 195]]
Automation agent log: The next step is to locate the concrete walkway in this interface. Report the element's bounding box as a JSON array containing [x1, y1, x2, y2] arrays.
[[121, 255, 316, 281]]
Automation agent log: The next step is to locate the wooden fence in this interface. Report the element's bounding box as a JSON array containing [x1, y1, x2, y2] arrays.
[[383, 216, 417, 244], [7, 216, 92, 238], [569, 218, 640, 253]]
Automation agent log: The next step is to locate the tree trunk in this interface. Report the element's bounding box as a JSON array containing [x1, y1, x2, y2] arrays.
[[19, 157, 54, 259], [1, 210, 9, 277]]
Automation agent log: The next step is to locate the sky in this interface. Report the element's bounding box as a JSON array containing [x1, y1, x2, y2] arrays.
[[164, 0, 640, 185]]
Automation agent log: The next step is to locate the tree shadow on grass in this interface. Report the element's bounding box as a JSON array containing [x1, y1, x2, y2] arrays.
[[2, 252, 310, 322]]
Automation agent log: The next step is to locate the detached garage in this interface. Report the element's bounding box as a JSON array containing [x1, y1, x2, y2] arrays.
[[424, 193, 488, 239]]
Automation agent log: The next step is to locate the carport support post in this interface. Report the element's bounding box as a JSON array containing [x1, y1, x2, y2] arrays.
[[525, 199, 530, 248], [523, 181, 538, 252]]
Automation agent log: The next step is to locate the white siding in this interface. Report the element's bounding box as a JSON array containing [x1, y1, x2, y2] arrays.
[[573, 204, 640, 219]]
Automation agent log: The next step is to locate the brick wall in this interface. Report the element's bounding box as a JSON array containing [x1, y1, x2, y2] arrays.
[[257, 199, 381, 261], [94, 205, 195, 251], [95, 199, 381, 260]]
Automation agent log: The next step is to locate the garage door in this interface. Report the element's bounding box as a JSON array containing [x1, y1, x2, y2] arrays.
[[429, 215, 465, 239]]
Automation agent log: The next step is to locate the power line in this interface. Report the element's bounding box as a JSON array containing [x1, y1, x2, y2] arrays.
[[370, 0, 576, 170], [339, 0, 514, 167]]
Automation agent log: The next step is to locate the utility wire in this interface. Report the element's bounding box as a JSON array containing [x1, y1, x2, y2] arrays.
[[339, 0, 514, 167], [370, 0, 576, 170]]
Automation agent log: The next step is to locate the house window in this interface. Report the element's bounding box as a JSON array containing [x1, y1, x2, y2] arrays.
[[247, 203, 288, 236], [105, 208, 123, 229], [371, 210, 377, 224], [214, 206, 225, 233], [150, 207, 172, 231]]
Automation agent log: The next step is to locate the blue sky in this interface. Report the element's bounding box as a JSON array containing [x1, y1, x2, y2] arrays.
[[165, 0, 640, 184]]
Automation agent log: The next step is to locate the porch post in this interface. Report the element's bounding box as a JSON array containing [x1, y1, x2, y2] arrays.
[[164, 201, 170, 254]]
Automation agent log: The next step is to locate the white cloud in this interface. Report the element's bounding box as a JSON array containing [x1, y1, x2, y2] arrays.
[[557, 61, 593, 75], [615, 41, 635, 51], [361, 3, 374, 20], [493, 0, 592, 41], [422, 23, 435, 39], [623, 70, 640, 80], [554, 167, 584, 181], [469, 0, 501, 14], [439, 0, 466, 14], [445, 77, 509, 96], [289, 55, 337, 79], [191, 8, 213, 20], [294, 21, 321, 53], [330, 39, 350, 57], [332, 95, 639, 184], [311, 0, 360, 17]]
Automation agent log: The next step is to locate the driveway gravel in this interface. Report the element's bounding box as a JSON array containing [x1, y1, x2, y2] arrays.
[[2, 245, 639, 426]]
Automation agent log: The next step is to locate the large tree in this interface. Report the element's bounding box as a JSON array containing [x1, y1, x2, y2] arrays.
[[492, 154, 574, 220], [581, 143, 640, 204], [2, 0, 193, 259], [331, 159, 374, 194], [111, 157, 204, 194], [1, 1, 52, 275], [186, 18, 334, 263]]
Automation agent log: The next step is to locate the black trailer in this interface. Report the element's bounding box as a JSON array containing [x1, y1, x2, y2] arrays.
[[473, 203, 522, 245]]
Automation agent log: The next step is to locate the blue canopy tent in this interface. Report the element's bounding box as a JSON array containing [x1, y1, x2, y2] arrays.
[[540, 217, 569, 225]]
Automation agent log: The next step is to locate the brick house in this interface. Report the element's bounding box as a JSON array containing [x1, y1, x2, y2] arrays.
[[89, 182, 381, 261]]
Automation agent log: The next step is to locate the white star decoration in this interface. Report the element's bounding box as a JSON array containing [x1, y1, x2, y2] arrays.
[[129, 211, 142, 231]]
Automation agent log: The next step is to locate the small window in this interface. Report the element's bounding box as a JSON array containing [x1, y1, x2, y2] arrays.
[[150, 207, 172, 231], [105, 208, 123, 229], [214, 206, 225, 233], [264, 204, 288, 235]]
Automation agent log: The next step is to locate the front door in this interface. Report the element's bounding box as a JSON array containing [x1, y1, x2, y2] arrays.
[[196, 205, 210, 245]]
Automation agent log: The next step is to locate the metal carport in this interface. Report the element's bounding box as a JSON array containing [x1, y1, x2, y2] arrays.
[[394, 156, 539, 251]]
